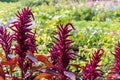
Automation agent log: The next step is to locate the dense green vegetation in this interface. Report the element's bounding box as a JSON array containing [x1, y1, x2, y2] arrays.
[[1, 0, 120, 79]]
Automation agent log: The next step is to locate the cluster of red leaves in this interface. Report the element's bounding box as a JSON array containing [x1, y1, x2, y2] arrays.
[[10, 7, 37, 79], [0, 26, 13, 60], [82, 49, 104, 80], [49, 23, 76, 80]]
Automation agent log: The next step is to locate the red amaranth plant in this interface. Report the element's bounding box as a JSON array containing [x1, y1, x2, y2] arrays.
[[107, 42, 120, 80], [0, 7, 56, 80], [10, 7, 37, 79], [49, 23, 76, 80], [0, 26, 13, 60], [0, 26, 14, 79], [82, 49, 104, 80]]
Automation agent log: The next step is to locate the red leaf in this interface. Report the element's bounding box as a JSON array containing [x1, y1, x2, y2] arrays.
[[64, 71, 76, 80], [31, 66, 42, 71], [36, 55, 54, 68], [1, 57, 18, 71], [1, 57, 18, 66], [0, 76, 4, 80], [70, 64, 82, 69], [36, 55, 48, 62], [34, 73, 54, 80], [26, 53, 38, 65], [106, 74, 115, 80], [0, 67, 5, 80]]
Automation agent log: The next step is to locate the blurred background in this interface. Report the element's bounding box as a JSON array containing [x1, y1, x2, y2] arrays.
[[0, 0, 120, 79]]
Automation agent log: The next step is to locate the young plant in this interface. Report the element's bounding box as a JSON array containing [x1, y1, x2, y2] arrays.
[[49, 23, 76, 80], [82, 49, 104, 80]]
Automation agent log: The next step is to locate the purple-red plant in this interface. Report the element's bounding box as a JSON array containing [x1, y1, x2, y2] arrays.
[[113, 42, 120, 75], [0, 7, 57, 80], [107, 42, 120, 80], [0, 26, 13, 60], [0, 26, 13, 80], [10, 7, 37, 79], [49, 23, 76, 80], [82, 49, 104, 80]]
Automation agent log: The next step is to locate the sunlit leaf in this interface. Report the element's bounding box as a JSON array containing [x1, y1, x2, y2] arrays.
[[8, 54, 16, 59], [1, 57, 18, 66], [106, 74, 115, 80], [34, 73, 54, 80], [64, 71, 76, 80], [0, 52, 5, 60], [26, 53, 38, 65], [41, 68, 58, 75], [70, 64, 82, 69], [36, 55, 54, 68], [1, 57, 18, 72], [35, 55, 48, 62], [5, 76, 15, 80], [0, 76, 4, 80]]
